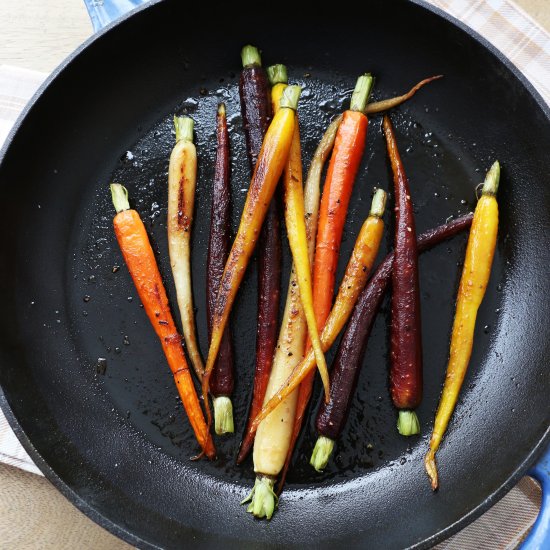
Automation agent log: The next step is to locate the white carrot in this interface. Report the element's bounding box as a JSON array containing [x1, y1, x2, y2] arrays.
[[167, 116, 204, 380]]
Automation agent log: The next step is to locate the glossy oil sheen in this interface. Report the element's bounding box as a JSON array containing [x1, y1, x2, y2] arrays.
[[0, 1, 549, 549]]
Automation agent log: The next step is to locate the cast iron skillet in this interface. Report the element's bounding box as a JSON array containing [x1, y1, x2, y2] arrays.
[[0, 1, 549, 548]]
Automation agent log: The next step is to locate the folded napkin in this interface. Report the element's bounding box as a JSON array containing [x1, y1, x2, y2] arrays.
[[0, 0, 548, 546]]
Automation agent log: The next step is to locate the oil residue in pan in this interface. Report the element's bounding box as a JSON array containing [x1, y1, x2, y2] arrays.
[[65, 71, 504, 487]]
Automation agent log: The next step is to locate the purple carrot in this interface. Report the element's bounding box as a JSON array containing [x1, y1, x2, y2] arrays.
[[310, 213, 474, 471]]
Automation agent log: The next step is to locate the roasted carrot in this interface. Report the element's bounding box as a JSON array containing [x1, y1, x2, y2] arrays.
[[269, 64, 329, 397], [207, 104, 235, 435], [425, 162, 500, 490], [383, 114, 423, 436], [239, 45, 283, 449], [110, 184, 215, 459], [251, 189, 386, 434], [278, 74, 374, 489], [311, 213, 474, 471], [365, 75, 443, 114], [167, 116, 204, 380], [237, 112, 341, 464], [203, 86, 301, 423]]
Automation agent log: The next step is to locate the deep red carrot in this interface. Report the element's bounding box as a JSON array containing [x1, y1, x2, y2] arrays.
[[238, 45, 282, 456], [277, 74, 373, 491], [310, 213, 474, 470], [383, 114, 423, 436], [207, 104, 235, 435], [110, 184, 215, 459]]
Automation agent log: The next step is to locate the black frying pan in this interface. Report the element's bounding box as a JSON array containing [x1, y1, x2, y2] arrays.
[[1, 1, 549, 548]]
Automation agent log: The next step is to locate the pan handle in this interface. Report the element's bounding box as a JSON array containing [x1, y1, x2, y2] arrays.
[[521, 445, 550, 549], [83, 0, 150, 33]]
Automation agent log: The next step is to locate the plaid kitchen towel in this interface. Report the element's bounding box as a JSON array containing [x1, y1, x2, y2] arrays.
[[0, 0, 548, 546]]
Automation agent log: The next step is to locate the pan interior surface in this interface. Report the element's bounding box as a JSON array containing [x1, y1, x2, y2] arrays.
[[0, 2, 549, 549]]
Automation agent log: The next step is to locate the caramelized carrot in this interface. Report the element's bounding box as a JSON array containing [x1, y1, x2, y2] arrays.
[[110, 184, 215, 459], [237, 111, 341, 464], [207, 104, 235, 435], [167, 116, 204, 380], [239, 46, 282, 449], [425, 162, 500, 490], [251, 190, 386, 435], [269, 65, 329, 397], [279, 74, 373, 489], [203, 86, 301, 425], [310, 213, 474, 471], [383, 115, 423, 436]]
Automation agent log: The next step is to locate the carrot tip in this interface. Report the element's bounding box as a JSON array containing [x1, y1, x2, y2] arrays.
[[397, 410, 420, 436], [425, 450, 439, 490], [213, 396, 234, 435], [310, 436, 335, 472], [242, 476, 278, 519]]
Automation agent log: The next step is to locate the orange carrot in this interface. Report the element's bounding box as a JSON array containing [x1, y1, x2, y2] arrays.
[[279, 73, 373, 490], [110, 184, 215, 459]]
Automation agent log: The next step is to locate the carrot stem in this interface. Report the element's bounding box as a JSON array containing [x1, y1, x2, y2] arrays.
[[350, 73, 374, 113], [241, 475, 278, 519], [311, 214, 474, 471], [397, 410, 420, 436], [267, 64, 288, 86], [241, 45, 262, 68], [310, 435, 335, 472], [111, 183, 130, 212], [174, 116, 194, 142]]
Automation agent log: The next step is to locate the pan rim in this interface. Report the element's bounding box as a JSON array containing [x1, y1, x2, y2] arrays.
[[0, 0, 549, 548]]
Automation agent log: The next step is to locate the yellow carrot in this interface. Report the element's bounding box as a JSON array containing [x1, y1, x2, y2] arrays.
[[425, 161, 500, 490], [268, 65, 329, 399]]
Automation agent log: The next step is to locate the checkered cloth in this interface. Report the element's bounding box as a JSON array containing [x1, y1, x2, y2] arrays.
[[0, 0, 548, 547]]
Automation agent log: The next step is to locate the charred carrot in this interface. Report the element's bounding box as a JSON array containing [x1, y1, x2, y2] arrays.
[[203, 86, 301, 423], [278, 74, 373, 489], [237, 111, 341, 464], [110, 184, 215, 459], [239, 46, 283, 448], [383, 114, 423, 436], [425, 162, 500, 490], [167, 116, 204, 380], [269, 64, 329, 397], [206, 104, 235, 435], [251, 190, 386, 434], [311, 213, 474, 471]]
